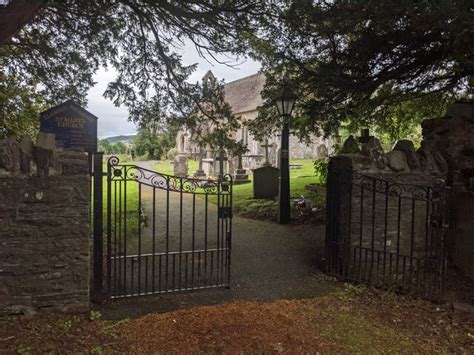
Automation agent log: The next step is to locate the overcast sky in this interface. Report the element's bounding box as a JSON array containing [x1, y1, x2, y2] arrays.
[[87, 45, 261, 138]]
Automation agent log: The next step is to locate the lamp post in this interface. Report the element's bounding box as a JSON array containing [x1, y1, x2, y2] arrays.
[[274, 86, 297, 224]]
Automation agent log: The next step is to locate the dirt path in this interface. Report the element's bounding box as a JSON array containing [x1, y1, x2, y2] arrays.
[[102, 161, 335, 319]]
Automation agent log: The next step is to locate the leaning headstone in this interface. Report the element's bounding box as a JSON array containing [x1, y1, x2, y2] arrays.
[[386, 150, 409, 172], [361, 137, 387, 169], [393, 139, 420, 170], [340, 135, 360, 154], [253, 166, 279, 199], [173, 154, 188, 177]]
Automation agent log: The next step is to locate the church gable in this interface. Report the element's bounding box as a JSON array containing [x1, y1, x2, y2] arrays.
[[223, 73, 265, 115]]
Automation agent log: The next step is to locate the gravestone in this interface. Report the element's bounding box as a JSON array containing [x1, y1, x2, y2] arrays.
[[173, 154, 188, 177], [261, 139, 273, 167], [193, 147, 207, 178], [317, 144, 328, 158], [40, 100, 98, 152], [253, 166, 279, 199], [232, 153, 250, 185]]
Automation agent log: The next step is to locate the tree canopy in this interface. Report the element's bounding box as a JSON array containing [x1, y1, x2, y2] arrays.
[[1, 1, 472, 142], [246, 0, 473, 138], [0, 0, 269, 128]]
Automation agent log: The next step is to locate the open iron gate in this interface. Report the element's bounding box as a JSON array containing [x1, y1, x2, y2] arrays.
[[326, 162, 450, 301], [104, 156, 233, 299]]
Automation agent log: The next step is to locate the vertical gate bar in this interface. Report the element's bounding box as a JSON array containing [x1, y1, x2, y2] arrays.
[[152, 188, 156, 293], [228, 188, 233, 286], [131, 257, 134, 296], [383, 181, 389, 284], [204, 194, 208, 284], [113, 180, 117, 295], [145, 254, 148, 294], [172, 253, 176, 291], [424, 189, 430, 294], [396, 196, 401, 287], [224, 194, 228, 285], [370, 177, 376, 284], [332, 169, 338, 274], [158, 254, 162, 292], [93, 152, 104, 299], [123, 167, 128, 295], [118, 180, 122, 296], [216, 185, 221, 286], [192, 193, 196, 288], [179, 179, 183, 290], [358, 185, 364, 281], [185, 252, 188, 289], [88, 152, 93, 228], [409, 198, 416, 292], [166, 177, 170, 291], [346, 170, 353, 279], [138, 183, 142, 295]]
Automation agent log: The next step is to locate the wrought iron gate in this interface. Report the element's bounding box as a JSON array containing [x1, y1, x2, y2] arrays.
[[326, 163, 450, 301], [105, 156, 233, 299]]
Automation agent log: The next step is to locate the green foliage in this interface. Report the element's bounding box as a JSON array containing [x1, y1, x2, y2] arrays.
[[313, 159, 329, 185], [1, 1, 267, 128], [167, 148, 177, 161], [185, 75, 243, 155], [247, 1, 472, 138], [16, 345, 32, 355], [89, 310, 102, 321], [60, 319, 73, 332], [0, 74, 45, 139], [133, 128, 163, 159], [98, 139, 129, 155]]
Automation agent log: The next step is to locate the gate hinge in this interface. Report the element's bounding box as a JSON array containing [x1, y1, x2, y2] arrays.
[[218, 206, 232, 219]]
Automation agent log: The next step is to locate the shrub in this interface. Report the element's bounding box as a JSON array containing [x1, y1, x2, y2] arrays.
[[167, 148, 177, 160], [314, 158, 329, 185]]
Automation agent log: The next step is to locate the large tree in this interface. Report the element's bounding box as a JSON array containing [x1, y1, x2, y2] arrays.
[[0, 1, 269, 129], [246, 0, 473, 139]]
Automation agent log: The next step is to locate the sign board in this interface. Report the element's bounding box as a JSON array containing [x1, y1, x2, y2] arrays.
[[40, 100, 98, 152]]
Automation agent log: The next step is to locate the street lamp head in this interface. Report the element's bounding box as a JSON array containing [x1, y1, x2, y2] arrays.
[[274, 85, 297, 116]]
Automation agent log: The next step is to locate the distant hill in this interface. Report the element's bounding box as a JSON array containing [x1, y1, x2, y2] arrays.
[[103, 134, 136, 143]]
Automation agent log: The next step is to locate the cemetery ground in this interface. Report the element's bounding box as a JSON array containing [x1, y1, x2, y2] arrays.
[[1, 285, 473, 353], [152, 158, 326, 223]]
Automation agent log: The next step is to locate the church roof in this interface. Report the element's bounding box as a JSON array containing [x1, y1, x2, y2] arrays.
[[223, 73, 265, 115]]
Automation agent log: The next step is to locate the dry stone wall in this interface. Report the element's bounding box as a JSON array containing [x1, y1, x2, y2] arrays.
[[328, 126, 449, 293], [329, 101, 474, 282], [0, 133, 90, 315]]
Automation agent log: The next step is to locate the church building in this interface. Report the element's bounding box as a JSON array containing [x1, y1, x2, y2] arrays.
[[176, 71, 332, 176]]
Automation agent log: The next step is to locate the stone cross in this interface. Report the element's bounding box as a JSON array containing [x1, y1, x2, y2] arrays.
[[358, 128, 373, 144], [198, 146, 205, 170], [237, 152, 243, 170], [215, 150, 228, 178], [261, 138, 273, 166]]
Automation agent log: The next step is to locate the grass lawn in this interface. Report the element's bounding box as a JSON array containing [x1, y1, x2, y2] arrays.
[[101, 158, 325, 227], [152, 158, 326, 222], [101, 156, 143, 237]]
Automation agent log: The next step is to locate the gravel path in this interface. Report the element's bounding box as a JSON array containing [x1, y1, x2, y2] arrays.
[[102, 161, 335, 319]]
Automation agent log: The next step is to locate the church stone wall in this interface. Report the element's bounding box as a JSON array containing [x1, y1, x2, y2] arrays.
[[0, 134, 90, 315]]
